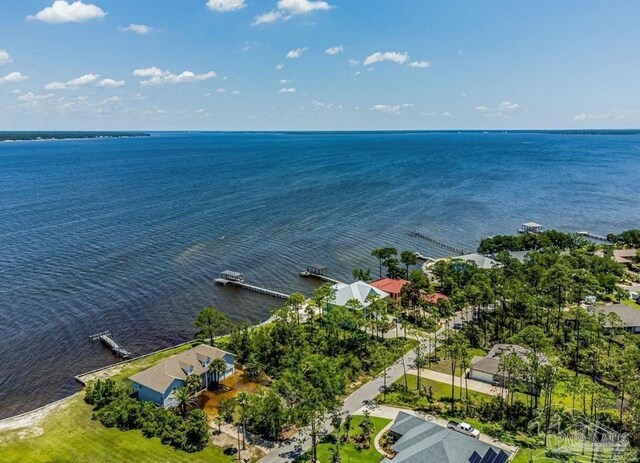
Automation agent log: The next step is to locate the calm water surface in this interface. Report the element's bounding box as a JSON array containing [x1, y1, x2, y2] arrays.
[[1, 131, 639, 418]]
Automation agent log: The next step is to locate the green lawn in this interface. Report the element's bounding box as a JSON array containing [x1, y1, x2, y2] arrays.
[[427, 347, 487, 376], [0, 395, 235, 463], [301, 416, 390, 463], [624, 299, 640, 310]]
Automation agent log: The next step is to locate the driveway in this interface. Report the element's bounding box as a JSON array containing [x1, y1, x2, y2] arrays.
[[408, 368, 503, 396], [355, 404, 518, 454]]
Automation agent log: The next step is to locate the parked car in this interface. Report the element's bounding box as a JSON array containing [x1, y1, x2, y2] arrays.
[[447, 420, 480, 439]]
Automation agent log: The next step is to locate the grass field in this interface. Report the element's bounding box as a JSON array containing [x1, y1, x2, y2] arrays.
[[0, 394, 236, 463], [302, 415, 390, 463], [624, 299, 640, 310]]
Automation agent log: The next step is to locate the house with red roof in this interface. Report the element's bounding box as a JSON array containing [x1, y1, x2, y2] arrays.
[[421, 292, 449, 305], [370, 278, 409, 300]]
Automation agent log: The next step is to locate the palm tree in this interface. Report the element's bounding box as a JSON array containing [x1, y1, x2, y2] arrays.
[[194, 307, 232, 346], [185, 373, 202, 393], [173, 386, 198, 418], [209, 358, 228, 388], [237, 391, 250, 450]]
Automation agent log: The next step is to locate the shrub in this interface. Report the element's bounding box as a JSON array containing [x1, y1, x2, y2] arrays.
[[84, 379, 124, 410]]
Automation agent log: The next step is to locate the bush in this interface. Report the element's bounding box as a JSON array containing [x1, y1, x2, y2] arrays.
[[84, 379, 124, 410], [92, 397, 210, 453]]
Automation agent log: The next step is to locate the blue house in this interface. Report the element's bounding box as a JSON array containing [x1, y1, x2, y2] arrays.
[[129, 344, 235, 407]]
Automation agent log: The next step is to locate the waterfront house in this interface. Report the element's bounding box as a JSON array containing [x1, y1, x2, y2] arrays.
[[330, 280, 388, 308], [130, 344, 235, 407], [370, 278, 409, 301], [382, 411, 513, 463], [453, 253, 500, 270], [469, 344, 548, 385]]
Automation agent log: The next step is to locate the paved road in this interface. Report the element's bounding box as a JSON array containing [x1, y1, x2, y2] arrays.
[[260, 330, 442, 463]]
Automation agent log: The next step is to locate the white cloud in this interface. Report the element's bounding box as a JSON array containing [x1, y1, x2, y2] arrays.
[[252, 11, 285, 25], [232, 90, 242, 95], [12, 89, 21, 94], [97, 78, 125, 88], [279, 87, 296, 93], [401, 103, 414, 107], [363, 51, 409, 66], [408, 60, 430, 68], [497, 101, 520, 111], [353, 71, 361, 76], [348, 59, 360, 66], [44, 73, 99, 90], [442, 111, 453, 117], [120, 24, 156, 35], [132, 67, 169, 78], [17, 92, 54, 101], [312, 100, 332, 109], [253, 0, 332, 25], [278, 0, 332, 14], [196, 108, 205, 113], [476, 101, 522, 118], [216, 88, 226, 93], [280, 79, 292, 84], [27, 1, 106, 24], [286, 47, 308, 59], [0, 50, 12, 66], [0, 72, 29, 84], [573, 109, 639, 121], [325, 45, 344, 55], [207, 0, 246, 12], [369, 104, 401, 115], [132, 67, 216, 85], [275, 64, 285, 70]]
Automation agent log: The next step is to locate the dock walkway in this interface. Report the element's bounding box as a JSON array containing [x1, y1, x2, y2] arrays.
[[89, 330, 130, 358], [215, 277, 290, 300], [408, 231, 469, 256], [299, 271, 342, 285], [577, 231, 610, 242]]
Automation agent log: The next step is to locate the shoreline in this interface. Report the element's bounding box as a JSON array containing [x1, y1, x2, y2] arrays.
[[0, 314, 278, 427]]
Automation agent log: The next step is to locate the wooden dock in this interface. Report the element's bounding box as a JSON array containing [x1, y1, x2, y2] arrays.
[[215, 272, 290, 300], [577, 231, 610, 242], [408, 231, 469, 256], [89, 330, 130, 358], [299, 264, 342, 284]]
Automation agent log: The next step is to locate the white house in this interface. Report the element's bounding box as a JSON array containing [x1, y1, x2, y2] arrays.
[[330, 280, 388, 309]]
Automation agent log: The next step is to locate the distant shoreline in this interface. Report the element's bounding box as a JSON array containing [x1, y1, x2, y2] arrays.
[[0, 132, 151, 142]]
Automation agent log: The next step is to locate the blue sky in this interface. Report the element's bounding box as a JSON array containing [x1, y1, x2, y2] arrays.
[[1, 0, 639, 130]]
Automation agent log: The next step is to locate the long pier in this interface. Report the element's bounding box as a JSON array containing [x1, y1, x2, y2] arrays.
[[215, 275, 290, 300], [300, 271, 342, 285], [408, 231, 469, 256], [89, 330, 130, 358], [577, 231, 610, 242]]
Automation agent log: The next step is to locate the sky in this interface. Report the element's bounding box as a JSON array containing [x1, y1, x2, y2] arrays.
[[0, 0, 639, 130]]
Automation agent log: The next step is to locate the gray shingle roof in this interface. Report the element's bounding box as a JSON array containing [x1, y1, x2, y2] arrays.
[[382, 412, 511, 463], [129, 344, 234, 394], [600, 304, 640, 328]]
